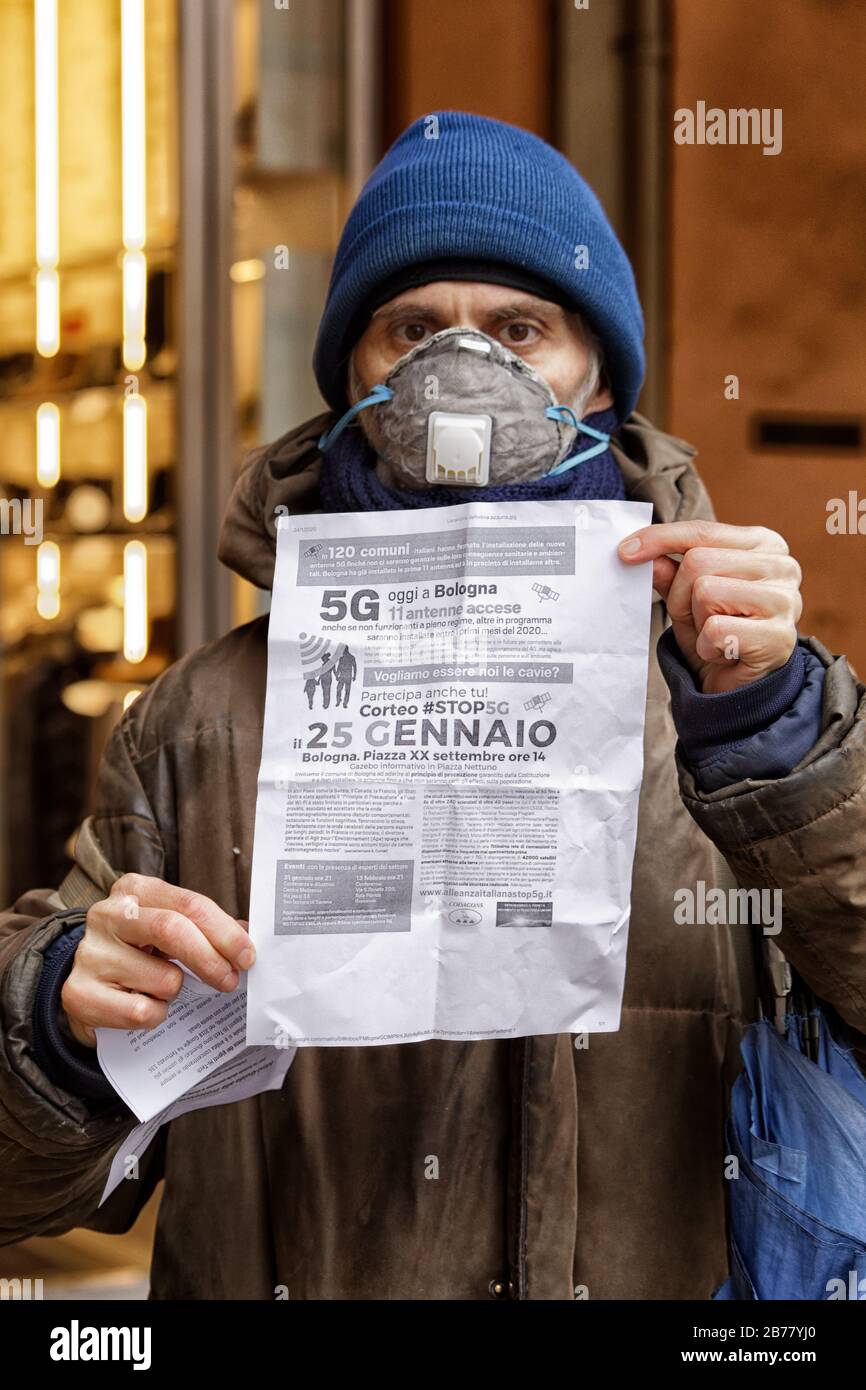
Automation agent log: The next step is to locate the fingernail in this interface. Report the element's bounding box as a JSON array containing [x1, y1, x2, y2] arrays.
[[236, 946, 255, 970], [219, 969, 239, 991], [619, 536, 641, 556]]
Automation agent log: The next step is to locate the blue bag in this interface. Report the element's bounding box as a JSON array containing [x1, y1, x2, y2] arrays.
[[714, 954, 866, 1301]]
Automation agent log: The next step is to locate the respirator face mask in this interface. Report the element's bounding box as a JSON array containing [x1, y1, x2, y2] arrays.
[[318, 327, 611, 490]]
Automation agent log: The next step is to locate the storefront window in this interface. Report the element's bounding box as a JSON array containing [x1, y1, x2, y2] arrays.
[[0, 0, 178, 900]]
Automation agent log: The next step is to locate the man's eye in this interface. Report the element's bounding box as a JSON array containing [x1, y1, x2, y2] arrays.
[[500, 322, 540, 346], [396, 322, 430, 344]]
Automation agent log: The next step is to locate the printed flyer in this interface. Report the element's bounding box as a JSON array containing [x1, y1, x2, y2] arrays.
[[247, 498, 653, 1046]]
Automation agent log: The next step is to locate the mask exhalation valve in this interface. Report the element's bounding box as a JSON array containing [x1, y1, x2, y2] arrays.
[[425, 411, 492, 487]]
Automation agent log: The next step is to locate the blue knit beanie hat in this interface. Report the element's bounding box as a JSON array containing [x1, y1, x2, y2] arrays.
[[313, 111, 645, 422]]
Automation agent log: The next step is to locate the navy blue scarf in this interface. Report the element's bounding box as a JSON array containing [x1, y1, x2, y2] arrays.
[[319, 408, 625, 512]]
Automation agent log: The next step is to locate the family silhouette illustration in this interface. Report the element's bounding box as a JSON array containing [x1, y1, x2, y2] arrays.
[[303, 643, 357, 709]]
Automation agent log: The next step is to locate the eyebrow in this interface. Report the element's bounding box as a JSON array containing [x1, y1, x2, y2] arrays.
[[485, 298, 560, 322], [372, 302, 444, 323], [372, 295, 561, 325]]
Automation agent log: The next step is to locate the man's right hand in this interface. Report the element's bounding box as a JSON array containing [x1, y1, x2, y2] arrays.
[[61, 874, 256, 1048]]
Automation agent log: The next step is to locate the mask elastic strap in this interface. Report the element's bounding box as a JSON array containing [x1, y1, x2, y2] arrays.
[[544, 405, 611, 476], [318, 384, 394, 453]]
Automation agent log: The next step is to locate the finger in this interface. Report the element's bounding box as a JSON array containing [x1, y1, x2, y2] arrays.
[[650, 555, 679, 601], [690, 576, 802, 634], [619, 521, 790, 563], [694, 614, 796, 670], [113, 904, 241, 992], [62, 973, 171, 1033], [110, 874, 255, 971], [75, 932, 185, 1001], [665, 549, 801, 625]]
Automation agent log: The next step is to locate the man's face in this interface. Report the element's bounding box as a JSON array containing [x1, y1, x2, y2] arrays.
[[351, 280, 613, 412]]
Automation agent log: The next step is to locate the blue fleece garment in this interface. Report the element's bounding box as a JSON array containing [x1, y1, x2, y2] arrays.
[[656, 628, 826, 792], [32, 918, 117, 1104]]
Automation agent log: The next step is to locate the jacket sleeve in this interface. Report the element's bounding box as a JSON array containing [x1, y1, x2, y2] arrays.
[[0, 708, 168, 1245], [673, 635, 866, 1042], [657, 631, 826, 791]]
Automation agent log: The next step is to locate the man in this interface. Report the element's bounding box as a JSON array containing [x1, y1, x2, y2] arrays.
[[334, 646, 356, 709], [0, 112, 864, 1300]]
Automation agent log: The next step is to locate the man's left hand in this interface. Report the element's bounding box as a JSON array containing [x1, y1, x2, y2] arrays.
[[618, 521, 803, 694]]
